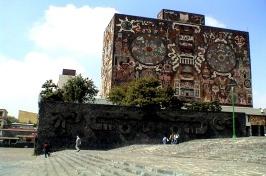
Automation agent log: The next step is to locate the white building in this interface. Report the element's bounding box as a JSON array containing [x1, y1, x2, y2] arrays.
[[58, 69, 76, 89]]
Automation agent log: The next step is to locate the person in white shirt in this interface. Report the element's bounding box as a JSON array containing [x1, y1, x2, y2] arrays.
[[173, 132, 180, 144], [162, 136, 169, 144], [75, 135, 81, 152]]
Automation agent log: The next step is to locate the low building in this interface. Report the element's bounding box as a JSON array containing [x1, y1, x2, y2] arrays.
[[11, 122, 36, 129], [0, 122, 37, 147], [0, 128, 36, 146], [0, 109, 37, 147], [222, 106, 266, 136]]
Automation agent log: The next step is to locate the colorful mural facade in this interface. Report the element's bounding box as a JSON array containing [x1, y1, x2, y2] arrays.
[[157, 9, 205, 25], [101, 17, 115, 97], [101, 10, 252, 107]]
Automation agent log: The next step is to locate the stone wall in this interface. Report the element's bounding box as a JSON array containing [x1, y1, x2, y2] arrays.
[[36, 101, 246, 154]]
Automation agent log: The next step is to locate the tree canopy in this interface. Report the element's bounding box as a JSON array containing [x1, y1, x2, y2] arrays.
[[185, 101, 222, 112], [107, 84, 127, 105], [108, 77, 221, 112], [39, 74, 98, 103], [108, 77, 177, 108], [6, 116, 19, 125], [62, 74, 98, 103], [39, 80, 63, 101]]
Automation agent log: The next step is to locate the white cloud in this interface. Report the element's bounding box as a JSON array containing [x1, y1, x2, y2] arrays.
[[0, 53, 85, 117], [30, 4, 117, 56], [205, 16, 226, 28], [0, 4, 117, 116]]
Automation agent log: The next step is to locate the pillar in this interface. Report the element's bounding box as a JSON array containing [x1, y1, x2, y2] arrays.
[[259, 126, 262, 136], [249, 126, 252, 136]]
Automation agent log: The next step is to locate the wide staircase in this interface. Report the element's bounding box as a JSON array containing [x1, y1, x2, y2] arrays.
[[15, 137, 266, 176], [21, 150, 183, 176]]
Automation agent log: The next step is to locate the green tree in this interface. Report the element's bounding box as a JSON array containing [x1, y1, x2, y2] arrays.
[[208, 101, 222, 112], [6, 116, 18, 125], [107, 84, 127, 105], [124, 77, 162, 107], [62, 74, 98, 103], [40, 80, 63, 101], [108, 77, 182, 108], [159, 86, 184, 109], [186, 101, 221, 112], [168, 96, 185, 110]]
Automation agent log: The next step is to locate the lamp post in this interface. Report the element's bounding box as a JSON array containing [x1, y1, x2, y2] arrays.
[[231, 86, 236, 139]]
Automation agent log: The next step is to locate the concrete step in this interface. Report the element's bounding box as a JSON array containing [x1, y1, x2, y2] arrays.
[[65, 151, 136, 176], [83, 153, 154, 176], [54, 152, 79, 176], [16, 150, 189, 176], [21, 156, 47, 176], [48, 154, 69, 176], [61, 151, 107, 176], [69, 151, 181, 176]]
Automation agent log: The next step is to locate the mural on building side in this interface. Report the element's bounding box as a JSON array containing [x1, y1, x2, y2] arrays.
[[101, 17, 115, 97], [101, 9, 252, 107]]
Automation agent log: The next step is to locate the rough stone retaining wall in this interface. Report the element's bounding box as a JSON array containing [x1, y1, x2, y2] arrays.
[[36, 101, 246, 154]]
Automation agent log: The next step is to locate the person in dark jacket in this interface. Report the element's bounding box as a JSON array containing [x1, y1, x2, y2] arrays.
[[43, 142, 50, 158]]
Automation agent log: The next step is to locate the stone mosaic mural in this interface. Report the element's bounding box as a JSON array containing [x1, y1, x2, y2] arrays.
[[36, 101, 246, 153], [101, 9, 252, 107], [101, 17, 115, 97]]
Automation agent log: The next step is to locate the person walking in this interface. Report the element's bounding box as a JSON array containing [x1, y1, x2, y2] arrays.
[[43, 142, 50, 158], [173, 132, 179, 144], [174, 132, 180, 144], [162, 136, 169, 144], [169, 132, 175, 144], [75, 135, 81, 152]]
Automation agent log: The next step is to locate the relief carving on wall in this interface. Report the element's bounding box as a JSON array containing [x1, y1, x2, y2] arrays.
[[37, 102, 246, 153], [249, 116, 266, 125]]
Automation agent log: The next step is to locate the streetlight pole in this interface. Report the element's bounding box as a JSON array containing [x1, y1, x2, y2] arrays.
[[231, 86, 236, 139]]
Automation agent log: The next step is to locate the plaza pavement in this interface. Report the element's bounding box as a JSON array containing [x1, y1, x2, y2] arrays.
[[1, 137, 266, 176]]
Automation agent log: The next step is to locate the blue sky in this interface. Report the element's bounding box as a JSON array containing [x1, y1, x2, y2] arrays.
[[0, 0, 265, 116]]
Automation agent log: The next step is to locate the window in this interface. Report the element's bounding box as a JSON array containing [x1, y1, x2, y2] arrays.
[[194, 82, 200, 98], [174, 79, 180, 96]]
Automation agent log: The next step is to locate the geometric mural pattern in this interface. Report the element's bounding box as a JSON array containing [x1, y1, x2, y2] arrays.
[[101, 9, 252, 107]]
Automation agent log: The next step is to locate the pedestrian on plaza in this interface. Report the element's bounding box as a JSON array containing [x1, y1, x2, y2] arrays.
[[173, 132, 180, 144], [162, 136, 169, 144], [43, 141, 50, 158], [169, 132, 175, 144], [75, 135, 81, 152]]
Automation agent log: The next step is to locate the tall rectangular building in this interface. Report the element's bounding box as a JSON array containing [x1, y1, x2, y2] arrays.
[[58, 69, 76, 89], [101, 9, 252, 107], [18, 110, 38, 124]]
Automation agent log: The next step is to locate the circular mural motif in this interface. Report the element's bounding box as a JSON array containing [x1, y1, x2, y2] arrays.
[[121, 21, 132, 30], [131, 35, 167, 66], [244, 80, 251, 88], [206, 43, 236, 73]]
